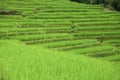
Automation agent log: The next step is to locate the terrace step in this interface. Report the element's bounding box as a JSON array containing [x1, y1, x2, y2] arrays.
[[0, 29, 70, 38], [38, 6, 103, 9], [36, 12, 103, 16], [66, 46, 115, 56], [41, 9, 103, 12], [29, 15, 110, 19], [53, 43, 99, 51], [0, 31, 45, 37], [1, 33, 70, 40], [110, 58, 120, 62], [87, 50, 118, 58], [22, 18, 120, 23], [100, 50, 120, 62], [42, 39, 96, 47], [76, 28, 120, 32], [77, 21, 120, 26], [77, 26, 120, 30], [24, 37, 73, 44], [74, 31, 120, 37]]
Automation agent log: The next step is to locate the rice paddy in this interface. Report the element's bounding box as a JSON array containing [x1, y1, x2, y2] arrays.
[[0, 0, 120, 80]]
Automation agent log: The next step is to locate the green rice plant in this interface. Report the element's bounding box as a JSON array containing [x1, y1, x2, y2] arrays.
[[0, 0, 120, 80], [36, 12, 103, 15], [42, 39, 97, 48], [77, 21, 120, 26], [0, 15, 23, 19], [77, 25, 120, 30], [104, 39, 120, 47], [74, 31, 120, 37], [2, 33, 71, 41], [0, 40, 119, 80], [53, 43, 100, 51], [28, 15, 110, 19], [66, 45, 115, 55]]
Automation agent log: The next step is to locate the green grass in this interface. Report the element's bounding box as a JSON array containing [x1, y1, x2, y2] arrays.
[[41, 39, 97, 48], [0, 0, 120, 79], [2, 33, 71, 41], [0, 40, 119, 80]]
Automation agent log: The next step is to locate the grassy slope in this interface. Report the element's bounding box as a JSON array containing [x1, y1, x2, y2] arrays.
[[0, 0, 120, 80], [0, 40, 119, 80]]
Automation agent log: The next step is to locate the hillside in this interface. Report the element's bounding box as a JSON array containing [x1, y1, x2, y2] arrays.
[[0, 0, 120, 80], [0, 40, 119, 80]]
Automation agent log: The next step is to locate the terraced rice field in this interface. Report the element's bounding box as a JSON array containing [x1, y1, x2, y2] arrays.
[[0, 0, 120, 80]]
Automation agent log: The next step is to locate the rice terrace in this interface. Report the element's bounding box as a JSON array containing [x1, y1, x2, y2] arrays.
[[0, 0, 120, 80]]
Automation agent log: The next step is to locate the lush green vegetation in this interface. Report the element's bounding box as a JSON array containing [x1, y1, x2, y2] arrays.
[[70, 0, 120, 11], [0, 0, 120, 80], [0, 40, 119, 80]]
